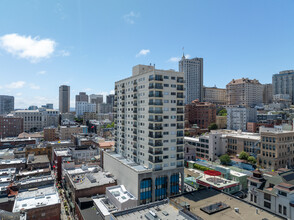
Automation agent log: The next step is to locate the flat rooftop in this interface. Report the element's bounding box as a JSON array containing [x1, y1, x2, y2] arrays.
[[108, 185, 136, 203], [170, 189, 281, 220], [16, 175, 53, 187], [68, 168, 115, 190], [27, 155, 49, 164], [13, 185, 60, 212], [54, 149, 71, 156], [197, 174, 239, 189], [0, 168, 16, 175], [0, 158, 26, 164], [107, 152, 150, 173], [113, 200, 188, 220]]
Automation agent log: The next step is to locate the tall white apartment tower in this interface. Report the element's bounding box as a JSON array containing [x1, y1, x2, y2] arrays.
[[109, 64, 185, 204], [179, 55, 203, 104]]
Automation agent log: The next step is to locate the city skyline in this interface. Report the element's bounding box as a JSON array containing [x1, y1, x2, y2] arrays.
[[1, 0, 294, 108]]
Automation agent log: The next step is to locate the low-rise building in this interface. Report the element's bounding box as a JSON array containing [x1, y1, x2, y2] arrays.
[[26, 154, 50, 170], [13, 185, 61, 220], [0, 158, 26, 170], [248, 169, 294, 219], [216, 115, 227, 129], [43, 127, 56, 141], [103, 151, 184, 205], [64, 165, 116, 203], [59, 126, 88, 140], [112, 188, 280, 220], [257, 127, 294, 170]]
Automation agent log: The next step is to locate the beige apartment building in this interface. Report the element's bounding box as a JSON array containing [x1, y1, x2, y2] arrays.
[[258, 127, 294, 170], [226, 131, 260, 156], [226, 78, 263, 107], [203, 86, 226, 105], [59, 125, 87, 140]]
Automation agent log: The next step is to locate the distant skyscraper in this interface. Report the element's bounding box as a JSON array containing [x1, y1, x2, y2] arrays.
[[75, 92, 88, 102], [272, 70, 294, 104], [179, 55, 203, 104], [89, 94, 103, 104], [262, 84, 273, 104], [106, 94, 115, 105], [0, 95, 14, 115], [59, 85, 70, 113]]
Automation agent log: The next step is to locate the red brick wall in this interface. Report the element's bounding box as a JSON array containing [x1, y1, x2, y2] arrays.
[[27, 203, 61, 220]]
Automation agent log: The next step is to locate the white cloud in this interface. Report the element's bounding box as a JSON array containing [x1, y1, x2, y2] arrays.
[[136, 49, 150, 57], [37, 70, 46, 75], [168, 54, 191, 62], [168, 57, 181, 62], [123, 11, 139, 24], [5, 81, 26, 89], [58, 50, 70, 57], [0, 33, 56, 62], [84, 88, 92, 92], [29, 83, 40, 90]]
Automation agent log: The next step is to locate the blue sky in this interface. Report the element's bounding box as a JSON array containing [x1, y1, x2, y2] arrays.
[[0, 0, 294, 109]]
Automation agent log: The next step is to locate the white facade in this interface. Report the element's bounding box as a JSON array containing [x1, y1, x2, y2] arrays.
[[226, 106, 257, 131], [179, 56, 203, 104], [14, 109, 59, 132], [114, 64, 185, 171], [184, 133, 227, 162], [75, 101, 96, 117]]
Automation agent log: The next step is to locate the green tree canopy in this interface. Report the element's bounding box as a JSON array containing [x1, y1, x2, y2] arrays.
[[248, 156, 257, 164], [218, 108, 227, 116], [239, 151, 249, 160], [220, 154, 231, 165], [208, 123, 218, 130]]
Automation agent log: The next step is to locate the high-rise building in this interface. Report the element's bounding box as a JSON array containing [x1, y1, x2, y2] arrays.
[[59, 85, 70, 113], [203, 86, 227, 105], [226, 78, 263, 107], [179, 56, 203, 104], [75, 92, 88, 102], [0, 95, 14, 115], [263, 84, 273, 104], [185, 100, 216, 129], [272, 70, 294, 104], [97, 103, 112, 114], [104, 64, 185, 205], [106, 94, 115, 105], [89, 94, 103, 104], [226, 106, 257, 131]]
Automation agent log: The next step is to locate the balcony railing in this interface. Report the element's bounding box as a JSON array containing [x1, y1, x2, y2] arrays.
[[148, 110, 163, 114]]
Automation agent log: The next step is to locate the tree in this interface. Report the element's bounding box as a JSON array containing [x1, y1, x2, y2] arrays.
[[208, 123, 218, 130], [220, 154, 231, 165], [248, 156, 257, 164], [184, 131, 191, 137], [218, 108, 227, 116], [239, 151, 249, 160]]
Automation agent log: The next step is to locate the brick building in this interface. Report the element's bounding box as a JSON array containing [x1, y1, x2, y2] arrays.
[[44, 127, 56, 141], [0, 116, 23, 138], [185, 100, 216, 129]]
